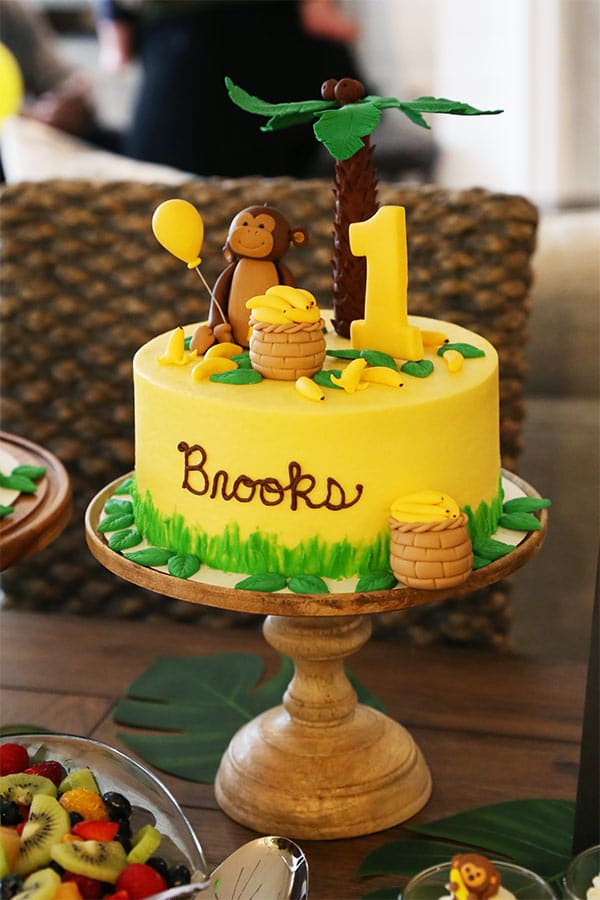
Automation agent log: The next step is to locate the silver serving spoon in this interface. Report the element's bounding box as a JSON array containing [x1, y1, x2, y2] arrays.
[[147, 836, 309, 900]]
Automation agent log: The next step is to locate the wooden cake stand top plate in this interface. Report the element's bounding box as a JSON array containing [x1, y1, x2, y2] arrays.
[[1, 432, 72, 571], [85, 468, 547, 617]]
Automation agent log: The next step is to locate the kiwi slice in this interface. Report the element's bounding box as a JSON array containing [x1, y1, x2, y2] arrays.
[[15, 794, 70, 876], [13, 867, 60, 900], [0, 774, 56, 805], [58, 768, 99, 795], [51, 840, 127, 883], [127, 824, 161, 864]]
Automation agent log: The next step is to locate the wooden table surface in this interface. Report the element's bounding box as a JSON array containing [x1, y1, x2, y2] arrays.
[[0, 610, 585, 899]]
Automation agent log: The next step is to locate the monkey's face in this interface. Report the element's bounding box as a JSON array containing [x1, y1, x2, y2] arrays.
[[461, 862, 487, 889], [227, 210, 277, 259]]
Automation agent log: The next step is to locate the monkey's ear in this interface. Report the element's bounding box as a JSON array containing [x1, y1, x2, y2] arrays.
[[223, 244, 235, 263], [291, 227, 309, 247]]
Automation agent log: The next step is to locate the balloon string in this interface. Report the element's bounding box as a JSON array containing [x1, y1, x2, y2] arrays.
[[194, 266, 227, 325]]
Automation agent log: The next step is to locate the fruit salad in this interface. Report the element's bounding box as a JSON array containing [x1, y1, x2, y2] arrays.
[[0, 738, 199, 900]]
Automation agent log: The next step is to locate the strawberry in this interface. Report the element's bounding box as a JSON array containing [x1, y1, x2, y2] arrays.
[[0, 743, 29, 775], [71, 820, 120, 841], [63, 873, 105, 899], [116, 864, 167, 899], [24, 760, 66, 786]]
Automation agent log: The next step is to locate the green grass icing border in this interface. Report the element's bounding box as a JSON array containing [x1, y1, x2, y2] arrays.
[[130, 475, 504, 580]]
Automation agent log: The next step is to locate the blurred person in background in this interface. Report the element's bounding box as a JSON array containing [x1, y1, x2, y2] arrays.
[[96, 0, 364, 177]]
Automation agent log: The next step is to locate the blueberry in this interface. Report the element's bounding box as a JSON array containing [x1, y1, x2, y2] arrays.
[[1, 875, 24, 900], [68, 811, 84, 827], [0, 800, 20, 826], [147, 857, 169, 880], [167, 865, 191, 887], [102, 791, 132, 821]]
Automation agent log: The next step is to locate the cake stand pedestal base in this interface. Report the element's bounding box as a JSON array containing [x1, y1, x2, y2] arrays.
[[215, 614, 431, 839]]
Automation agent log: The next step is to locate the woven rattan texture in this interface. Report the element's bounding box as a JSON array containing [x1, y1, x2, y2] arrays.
[[0, 179, 537, 645]]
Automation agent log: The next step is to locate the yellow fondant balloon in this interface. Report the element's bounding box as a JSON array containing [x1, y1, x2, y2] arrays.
[[0, 42, 24, 125], [152, 199, 204, 268]]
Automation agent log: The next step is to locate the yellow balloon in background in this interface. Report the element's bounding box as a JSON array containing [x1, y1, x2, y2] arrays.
[[152, 199, 204, 268], [0, 42, 24, 125]]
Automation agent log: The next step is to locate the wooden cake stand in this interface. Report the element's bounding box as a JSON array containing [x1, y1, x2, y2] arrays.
[[1, 432, 72, 571], [86, 469, 547, 839]]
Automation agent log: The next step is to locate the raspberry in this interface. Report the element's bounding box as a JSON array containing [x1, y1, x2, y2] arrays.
[[59, 788, 108, 821], [116, 864, 167, 900], [24, 761, 66, 787], [0, 743, 29, 775]]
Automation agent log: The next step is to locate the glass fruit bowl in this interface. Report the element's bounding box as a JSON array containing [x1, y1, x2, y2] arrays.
[[564, 845, 600, 900], [0, 733, 208, 882]]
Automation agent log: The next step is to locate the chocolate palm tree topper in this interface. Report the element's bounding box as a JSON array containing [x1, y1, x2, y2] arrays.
[[226, 76, 502, 338]]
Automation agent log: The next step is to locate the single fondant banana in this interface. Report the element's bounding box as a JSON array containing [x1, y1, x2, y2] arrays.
[[250, 307, 292, 324], [421, 330, 449, 348], [330, 357, 368, 393], [286, 306, 321, 324], [204, 341, 243, 359], [295, 376, 325, 402], [266, 285, 317, 310], [360, 366, 403, 387], [246, 294, 289, 312], [191, 357, 238, 381], [157, 326, 197, 366], [443, 349, 464, 373]]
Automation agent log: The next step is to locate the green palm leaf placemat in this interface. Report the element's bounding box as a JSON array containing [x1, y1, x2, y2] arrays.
[[114, 652, 384, 782]]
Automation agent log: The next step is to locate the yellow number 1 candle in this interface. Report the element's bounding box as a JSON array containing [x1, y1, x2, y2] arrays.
[[349, 206, 424, 360]]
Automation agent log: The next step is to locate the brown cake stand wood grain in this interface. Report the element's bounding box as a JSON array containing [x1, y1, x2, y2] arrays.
[[1, 432, 72, 571], [85, 469, 547, 839]]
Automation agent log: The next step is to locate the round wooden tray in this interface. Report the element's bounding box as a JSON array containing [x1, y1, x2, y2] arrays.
[[85, 468, 547, 617], [1, 432, 72, 571]]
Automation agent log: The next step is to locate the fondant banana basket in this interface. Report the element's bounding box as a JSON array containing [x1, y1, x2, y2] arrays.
[[389, 512, 473, 590], [249, 318, 326, 381]]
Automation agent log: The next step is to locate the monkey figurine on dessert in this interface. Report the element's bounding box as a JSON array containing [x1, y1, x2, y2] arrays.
[[191, 205, 308, 351], [449, 854, 501, 900]]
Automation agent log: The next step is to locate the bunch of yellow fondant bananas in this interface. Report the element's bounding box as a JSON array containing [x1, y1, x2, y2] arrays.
[[390, 490, 461, 523], [246, 286, 321, 324]]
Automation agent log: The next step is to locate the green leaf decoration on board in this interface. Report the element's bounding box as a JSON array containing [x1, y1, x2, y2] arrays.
[[0, 505, 15, 518], [98, 513, 135, 534], [104, 499, 134, 516], [12, 465, 46, 480], [356, 571, 397, 592], [0, 473, 37, 493], [313, 369, 343, 390], [503, 496, 552, 514], [499, 512, 542, 532], [437, 342, 485, 358], [235, 573, 288, 592], [288, 574, 330, 594], [358, 799, 574, 898], [360, 349, 397, 370], [108, 528, 143, 552], [229, 352, 253, 368], [326, 348, 361, 359], [123, 547, 175, 567], [400, 359, 434, 378], [313, 103, 382, 160], [114, 477, 135, 496], [473, 537, 514, 562], [168, 554, 201, 579], [209, 369, 263, 384], [115, 653, 383, 781]]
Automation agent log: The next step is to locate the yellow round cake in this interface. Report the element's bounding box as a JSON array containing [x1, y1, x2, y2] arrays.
[[132, 314, 501, 581]]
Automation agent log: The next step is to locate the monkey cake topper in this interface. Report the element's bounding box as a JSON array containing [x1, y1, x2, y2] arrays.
[[152, 200, 308, 351]]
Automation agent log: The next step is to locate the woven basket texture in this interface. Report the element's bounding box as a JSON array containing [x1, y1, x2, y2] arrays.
[[0, 178, 538, 646]]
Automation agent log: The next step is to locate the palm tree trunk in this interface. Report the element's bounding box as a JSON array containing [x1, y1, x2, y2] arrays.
[[331, 138, 379, 338]]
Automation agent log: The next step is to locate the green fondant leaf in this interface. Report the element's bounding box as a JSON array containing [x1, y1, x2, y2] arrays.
[[230, 352, 252, 368], [499, 512, 542, 532], [400, 359, 434, 378], [473, 538, 513, 562], [263, 107, 331, 132], [168, 554, 201, 579], [398, 103, 431, 129], [326, 348, 361, 359], [288, 574, 330, 594], [356, 571, 397, 592], [225, 76, 334, 120], [98, 513, 135, 534], [235, 573, 288, 592], [360, 350, 397, 370], [183, 336, 192, 350], [313, 369, 343, 390], [114, 477, 135, 496], [104, 499, 134, 516], [108, 528, 143, 551], [472, 554, 490, 570], [437, 342, 485, 358], [402, 96, 503, 117], [313, 103, 382, 160], [209, 369, 263, 384], [11, 465, 46, 480], [124, 547, 175, 567], [0, 473, 37, 493], [503, 496, 552, 513], [0, 505, 15, 518]]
